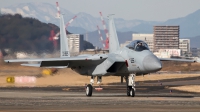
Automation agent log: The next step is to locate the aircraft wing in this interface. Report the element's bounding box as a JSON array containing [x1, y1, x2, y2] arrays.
[[159, 58, 196, 62], [5, 56, 95, 62], [20, 64, 68, 68], [5, 54, 108, 68]]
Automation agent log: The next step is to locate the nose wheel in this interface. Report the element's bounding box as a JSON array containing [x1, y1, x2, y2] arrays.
[[129, 87, 135, 97], [127, 86, 135, 97], [127, 86, 131, 96]]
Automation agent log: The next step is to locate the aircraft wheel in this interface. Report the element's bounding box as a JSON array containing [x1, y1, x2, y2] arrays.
[[86, 84, 93, 96], [127, 86, 132, 96], [130, 88, 135, 97]]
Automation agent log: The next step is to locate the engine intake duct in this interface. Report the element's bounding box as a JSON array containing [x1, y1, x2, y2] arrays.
[[107, 62, 125, 73]]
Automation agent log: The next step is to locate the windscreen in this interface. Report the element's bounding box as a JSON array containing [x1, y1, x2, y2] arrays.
[[126, 40, 149, 51]]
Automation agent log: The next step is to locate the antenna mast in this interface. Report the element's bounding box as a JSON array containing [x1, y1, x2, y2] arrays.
[[56, 2, 60, 17], [97, 25, 105, 48], [99, 12, 109, 50]]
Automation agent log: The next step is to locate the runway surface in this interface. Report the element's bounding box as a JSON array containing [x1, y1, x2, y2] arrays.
[[0, 84, 200, 112]]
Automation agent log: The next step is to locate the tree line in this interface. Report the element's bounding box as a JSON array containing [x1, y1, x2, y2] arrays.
[[0, 14, 94, 54]]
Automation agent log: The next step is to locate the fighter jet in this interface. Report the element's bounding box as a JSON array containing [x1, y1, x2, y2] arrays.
[[4, 14, 196, 97]]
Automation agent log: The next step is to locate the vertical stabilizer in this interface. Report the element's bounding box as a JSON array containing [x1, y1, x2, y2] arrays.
[[60, 14, 70, 57], [108, 15, 120, 53]]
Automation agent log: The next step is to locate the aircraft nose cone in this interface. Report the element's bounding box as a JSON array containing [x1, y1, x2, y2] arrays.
[[143, 55, 162, 72]]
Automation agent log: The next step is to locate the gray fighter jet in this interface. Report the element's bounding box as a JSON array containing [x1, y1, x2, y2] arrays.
[[4, 14, 196, 97]]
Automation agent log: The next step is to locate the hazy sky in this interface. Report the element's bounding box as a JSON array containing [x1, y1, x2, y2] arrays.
[[0, 0, 200, 21]]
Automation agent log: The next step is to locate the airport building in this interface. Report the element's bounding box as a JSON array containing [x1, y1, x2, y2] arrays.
[[154, 49, 181, 58], [154, 26, 179, 52], [179, 39, 190, 55], [132, 34, 154, 51], [67, 34, 84, 54]]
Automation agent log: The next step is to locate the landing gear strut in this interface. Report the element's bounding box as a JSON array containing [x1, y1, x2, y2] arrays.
[[125, 74, 136, 97], [85, 76, 102, 97]]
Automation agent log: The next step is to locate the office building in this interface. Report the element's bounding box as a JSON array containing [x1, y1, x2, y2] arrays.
[[154, 26, 179, 52]]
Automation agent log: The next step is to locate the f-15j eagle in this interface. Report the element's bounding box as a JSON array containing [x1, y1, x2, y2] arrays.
[[5, 14, 196, 97]]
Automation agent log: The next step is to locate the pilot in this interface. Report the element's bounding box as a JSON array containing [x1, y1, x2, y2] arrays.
[[137, 42, 142, 46], [136, 42, 146, 51], [135, 42, 142, 51]]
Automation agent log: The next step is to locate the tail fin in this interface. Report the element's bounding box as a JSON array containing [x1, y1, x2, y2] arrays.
[[59, 14, 70, 57], [108, 15, 120, 53]]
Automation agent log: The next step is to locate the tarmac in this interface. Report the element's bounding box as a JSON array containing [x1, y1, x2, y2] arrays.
[[0, 82, 200, 112], [1, 65, 200, 112]]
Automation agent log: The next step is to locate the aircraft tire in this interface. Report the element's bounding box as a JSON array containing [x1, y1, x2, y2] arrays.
[[127, 86, 132, 96], [86, 84, 93, 96]]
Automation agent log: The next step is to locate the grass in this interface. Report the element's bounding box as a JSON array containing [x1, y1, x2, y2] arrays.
[[169, 85, 200, 93]]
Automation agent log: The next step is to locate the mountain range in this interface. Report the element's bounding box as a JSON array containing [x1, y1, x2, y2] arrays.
[[1, 2, 200, 48]]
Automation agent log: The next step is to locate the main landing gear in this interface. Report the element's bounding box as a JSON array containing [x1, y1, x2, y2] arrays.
[[86, 84, 93, 96], [125, 74, 136, 97], [86, 74, 136, 97], [86, 76, 102, 97]]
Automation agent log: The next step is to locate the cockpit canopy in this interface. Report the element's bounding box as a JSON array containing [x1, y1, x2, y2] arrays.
[[126, 40, 149, 51]]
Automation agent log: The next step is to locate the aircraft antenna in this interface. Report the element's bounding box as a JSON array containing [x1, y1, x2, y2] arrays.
[[97, 25, 105, 48], [99, 12, 109, 50]]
